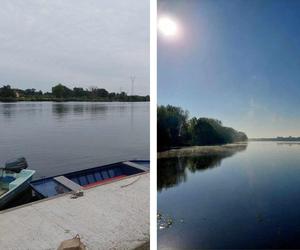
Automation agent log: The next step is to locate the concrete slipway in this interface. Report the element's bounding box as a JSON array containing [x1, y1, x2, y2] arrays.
[[0, 173, 149, 250]]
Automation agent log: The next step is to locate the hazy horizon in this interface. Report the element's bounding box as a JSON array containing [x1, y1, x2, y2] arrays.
[[158, 0, 300, 138], [0, 0, 149, 95]]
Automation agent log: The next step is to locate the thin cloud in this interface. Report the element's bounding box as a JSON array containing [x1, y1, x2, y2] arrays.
[[0, 0, 149, 95]]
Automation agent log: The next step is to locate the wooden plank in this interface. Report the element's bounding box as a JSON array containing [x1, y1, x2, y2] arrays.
[[54, 176, 82, 191], [123, 161, 149, 172]]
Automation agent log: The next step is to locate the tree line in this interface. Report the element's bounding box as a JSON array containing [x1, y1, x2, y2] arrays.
[[0, 84, 149, 102], [158, 105, 247, 151], [251, 136, 300, 141]]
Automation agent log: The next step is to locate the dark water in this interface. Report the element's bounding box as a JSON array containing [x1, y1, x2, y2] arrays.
[[158, 142, 300, 249], [0, 102, 149, 179]]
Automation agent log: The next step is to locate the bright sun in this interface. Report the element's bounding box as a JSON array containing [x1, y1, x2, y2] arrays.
[[158, 16, 178, 37]]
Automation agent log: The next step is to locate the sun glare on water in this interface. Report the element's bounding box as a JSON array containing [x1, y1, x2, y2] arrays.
[[158, 16, 178, 37]]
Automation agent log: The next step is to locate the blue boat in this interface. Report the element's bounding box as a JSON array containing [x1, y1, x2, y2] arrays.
[[30, 160, 149, 198], [0, 158, 35, 209]]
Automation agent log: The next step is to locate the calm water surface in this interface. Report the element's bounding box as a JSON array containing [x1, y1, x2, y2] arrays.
[[158, 142, 300, 249], [0, 102, 149, 179]]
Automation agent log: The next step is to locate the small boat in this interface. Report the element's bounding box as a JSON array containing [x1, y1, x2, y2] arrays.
[[30, 160, 149, 198], [0, 158, 35, 209]]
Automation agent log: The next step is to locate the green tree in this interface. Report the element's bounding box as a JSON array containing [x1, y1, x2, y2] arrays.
[[158, 105, 247, 150], [24, 88, 36, 96], [96, 88, 109, 97], [73, 87, 86, 97], [52, 84, 72, 98], [0, 85, 16, 98], [157, 105, 189, 150], [52, 84, 64, 98], [118, 92, 128, 101]]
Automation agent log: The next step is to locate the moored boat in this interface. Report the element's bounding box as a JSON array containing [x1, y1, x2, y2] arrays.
[[30, 160, 149, 198], [0, 158, 35, 209]]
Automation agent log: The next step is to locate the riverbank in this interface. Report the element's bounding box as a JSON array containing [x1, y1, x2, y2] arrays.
[[158, 143, 248, 159], [0, 84, 150, 103], [0, 173, 149, 250], [0, 97, 149, 102]]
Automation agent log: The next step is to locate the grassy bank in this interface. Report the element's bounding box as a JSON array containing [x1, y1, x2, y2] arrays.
[[158, 142, 248, 159], [0, 97, 149, 102]]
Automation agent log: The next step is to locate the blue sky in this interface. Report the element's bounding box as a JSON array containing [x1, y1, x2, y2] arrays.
[[0, 0, 149, 95], [158, 0, 300, 137]]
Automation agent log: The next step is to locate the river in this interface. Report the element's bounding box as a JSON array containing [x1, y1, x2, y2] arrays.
[[158, 142, 300, 249], [0, 102, 149, 179]]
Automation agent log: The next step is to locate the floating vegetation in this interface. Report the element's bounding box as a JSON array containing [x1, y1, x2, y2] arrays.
[[157, 212, 162, 220], [158, 143, 248, 159], [157, 212, 176, 230]]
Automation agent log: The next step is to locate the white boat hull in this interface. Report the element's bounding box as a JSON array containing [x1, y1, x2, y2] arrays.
[[0, 169, 35, 209]]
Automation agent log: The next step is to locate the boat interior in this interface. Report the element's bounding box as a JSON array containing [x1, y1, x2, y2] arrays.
[[30, 160, 149, 198], [0, 169, 35, 197], [0, 170, 17, 196]]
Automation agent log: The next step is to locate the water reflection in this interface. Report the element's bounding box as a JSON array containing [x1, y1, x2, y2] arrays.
[[52, 103, 110, 118], [52, 103, 72, 118], [277, 142, 300, 146], [0, 102, 44, 119], [158, 142, 300, 249], [158, 144, 247, 191], [0, 103, 17, 118], [72, 104, 85, 114], [0, 102, 136, 120]]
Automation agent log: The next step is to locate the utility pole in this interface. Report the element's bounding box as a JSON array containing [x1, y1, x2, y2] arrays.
[[130, 76, 135, 96]]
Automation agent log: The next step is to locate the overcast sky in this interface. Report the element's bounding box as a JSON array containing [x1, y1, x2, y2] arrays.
[[0, 0, 149, 95]]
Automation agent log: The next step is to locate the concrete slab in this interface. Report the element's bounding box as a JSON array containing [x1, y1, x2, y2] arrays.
[[0, 173, 149, 250]]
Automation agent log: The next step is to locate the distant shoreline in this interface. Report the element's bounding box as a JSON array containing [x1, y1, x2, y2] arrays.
[[0, 98, 149, 103], [249, 138, 300, 142], [0, 84, 150, 103]]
